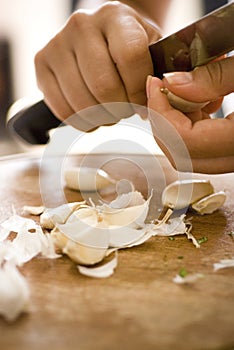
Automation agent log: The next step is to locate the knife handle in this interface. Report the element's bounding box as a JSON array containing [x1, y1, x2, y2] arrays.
[[7, 100, 60, 144]]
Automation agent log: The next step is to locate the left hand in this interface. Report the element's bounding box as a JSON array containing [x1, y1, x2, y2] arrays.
[[146, 57, 234, 174]]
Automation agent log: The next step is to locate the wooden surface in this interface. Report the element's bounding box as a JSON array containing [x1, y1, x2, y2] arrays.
[[0, 152, 234, 350]]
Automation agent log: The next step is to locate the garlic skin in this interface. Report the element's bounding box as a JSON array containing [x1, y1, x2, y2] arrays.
[[191, 191, 226, 215], [40, 202, 85, 229], [162, 179, 214, 210], [64, 167, 116, 192], [0, 262, 30, 322]]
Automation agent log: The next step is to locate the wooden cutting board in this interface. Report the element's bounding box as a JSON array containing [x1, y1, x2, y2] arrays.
[[0, 153, 234, 350]]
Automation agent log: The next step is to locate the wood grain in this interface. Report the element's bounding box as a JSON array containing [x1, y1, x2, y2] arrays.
[[0, 153, 234, 350]]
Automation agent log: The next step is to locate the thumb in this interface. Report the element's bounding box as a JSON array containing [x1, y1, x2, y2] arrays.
[[162, 56, 234, 103]]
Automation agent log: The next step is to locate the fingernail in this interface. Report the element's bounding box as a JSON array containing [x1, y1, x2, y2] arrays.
[[163, 71, 193, 85], [146, 75, 152, 99]]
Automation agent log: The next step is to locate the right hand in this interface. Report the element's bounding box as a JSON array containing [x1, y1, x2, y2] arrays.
[[34, 1, 161, 129]]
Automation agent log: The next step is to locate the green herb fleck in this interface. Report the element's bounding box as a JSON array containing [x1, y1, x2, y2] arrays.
[[168, 236, 175, 241], [177, 256, 184, 260], [179, 268, 188, 278], [227, 231, 234, 236], [197, 236, 208, 244]]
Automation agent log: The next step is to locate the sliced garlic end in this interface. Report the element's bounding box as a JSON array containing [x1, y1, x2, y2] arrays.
[[162, 179, 214, 210], [192, 191, 226, 215]]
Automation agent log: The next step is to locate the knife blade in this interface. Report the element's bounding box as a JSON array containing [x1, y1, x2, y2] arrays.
[[7, 3, 234, 144], [149, 2, 234, 78]]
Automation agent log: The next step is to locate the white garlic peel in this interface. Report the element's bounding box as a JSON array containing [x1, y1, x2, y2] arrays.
[[40, 201, 85, 229], [64, 167, 116, 192], [0, 262, 30, 322], [0, 214, 60, 322], [162, 179, 214, 210], [77, 253, 118, 278], [191, 191, 226, 215], [0, 179, 227, 321]]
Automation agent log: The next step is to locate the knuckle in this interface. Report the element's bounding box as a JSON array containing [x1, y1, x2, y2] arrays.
[[34, 49, 47, 72], [206, 60, 223, 89], [99, 1, 124, 14], [92, 72, 121, 101], [118, 36, 148, 66], [66, 10, 89, 32]]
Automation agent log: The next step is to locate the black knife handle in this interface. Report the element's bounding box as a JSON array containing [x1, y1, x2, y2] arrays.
[[7, 100, 60, 144]]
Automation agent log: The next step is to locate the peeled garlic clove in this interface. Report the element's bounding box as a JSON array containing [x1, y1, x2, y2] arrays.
[[191, 191, 226, 214], [162, 179, 214, 210], [63, 239, 107, 265], [102, 200, 149, 228], [56, 211, 110, 265], [50, 228, 68, 250], [161, 88, 209, 113], [64, 167, 116, 192], [40, 201, 85, 229]]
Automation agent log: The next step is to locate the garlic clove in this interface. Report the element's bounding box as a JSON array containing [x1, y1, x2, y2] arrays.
[[40, 201, 85, 229], [64, 167, 116, 192], [63, 239, 108, 265], [162, 179, 214, 210], [161, 88, 209, 113], [50, 228, 68, 250], [191, 191, 226, 215], [101, 200, 149, 228]]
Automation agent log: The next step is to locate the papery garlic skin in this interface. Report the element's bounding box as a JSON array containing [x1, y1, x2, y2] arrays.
[[0, 262, 30, 322], [40, 202, 85, 229]]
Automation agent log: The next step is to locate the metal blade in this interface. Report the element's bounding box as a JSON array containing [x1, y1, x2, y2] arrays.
[[149, 3, 234, 78]]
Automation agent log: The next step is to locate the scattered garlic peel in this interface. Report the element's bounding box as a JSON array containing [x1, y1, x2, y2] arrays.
[[152, 215, 187, 237], [22, 205, 45, 216], [77, 253, 118, 278], [0, 180, 227, 321], [109, 226, 148, 248], [40, 201, 86, 229], [213, 258, 234, 271], [0, 262, 30, 322], [173, 273, 204, 284]]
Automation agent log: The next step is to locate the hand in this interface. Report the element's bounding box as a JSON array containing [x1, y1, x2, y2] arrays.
[[147, 56, 234, 174], [34, 1, 161, 128]]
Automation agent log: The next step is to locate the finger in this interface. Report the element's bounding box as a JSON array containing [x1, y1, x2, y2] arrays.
[[35, 54, 74, 120], [70, 11, 129, 105], [104, 12, 158, 105], [202, 97, 223, 114], [192, 156, 234, 174], [162, 56, 234, 102], [147, 76, 234, 158]]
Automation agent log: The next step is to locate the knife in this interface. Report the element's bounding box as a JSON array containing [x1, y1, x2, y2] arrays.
[[7, 2, 234, 144]]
